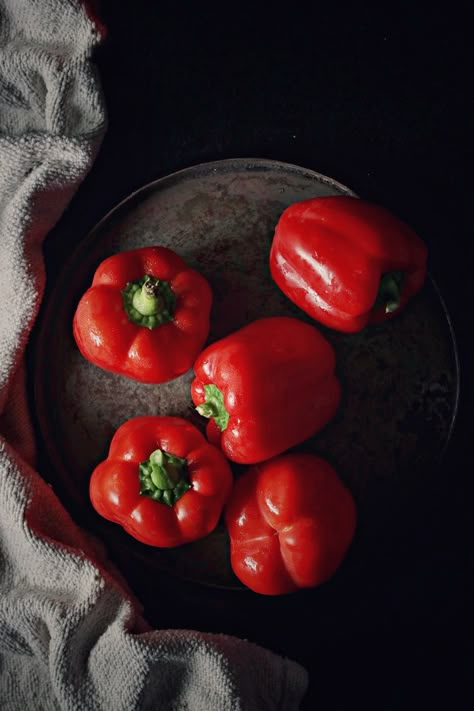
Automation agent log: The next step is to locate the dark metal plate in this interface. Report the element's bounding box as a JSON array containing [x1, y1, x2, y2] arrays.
[[32, 158, 459, 590]]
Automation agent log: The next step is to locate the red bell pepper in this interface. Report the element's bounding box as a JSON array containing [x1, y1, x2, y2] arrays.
[[191, 316, 341, 464], [225, 453, 356, 595], [73, 246, 212, 383], [270, 195, 428, 333], [89, 416, 233, 547]]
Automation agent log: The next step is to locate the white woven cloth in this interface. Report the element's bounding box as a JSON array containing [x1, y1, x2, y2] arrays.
[[0, 1, 308, 708]]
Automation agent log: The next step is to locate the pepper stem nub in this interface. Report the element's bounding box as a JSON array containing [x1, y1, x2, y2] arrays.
[[375, 271, 405, 314], [139, 448, 190, 506], [122, 275, 176, 329], [196, 384, 230, 431]]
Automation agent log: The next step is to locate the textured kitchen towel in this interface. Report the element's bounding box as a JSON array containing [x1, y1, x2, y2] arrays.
[[0, 1, 308, 709]]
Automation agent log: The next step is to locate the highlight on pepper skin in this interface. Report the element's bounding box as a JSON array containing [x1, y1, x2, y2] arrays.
[[225, 452, 357, 595], [269, 195, 428, 333]]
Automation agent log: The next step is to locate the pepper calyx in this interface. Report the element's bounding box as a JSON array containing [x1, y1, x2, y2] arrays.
[[139, 448, 190, 505], [374, 270, 405, 314], [122, 275, 176, 329], [196, 384, 230, 431]]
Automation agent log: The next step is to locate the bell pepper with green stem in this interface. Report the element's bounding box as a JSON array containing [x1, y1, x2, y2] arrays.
[[270, 195, 427, 333], [73, 246, 212, 383], [191, 316, 341, 464], [89, 416, 233, 547], [225, 453, 357, 595]]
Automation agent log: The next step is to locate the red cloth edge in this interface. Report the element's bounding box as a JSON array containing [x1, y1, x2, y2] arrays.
[[80, 0, 108, 39]]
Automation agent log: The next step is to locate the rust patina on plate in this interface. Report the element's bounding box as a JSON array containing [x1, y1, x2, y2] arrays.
[[32, 158, 459, 590]]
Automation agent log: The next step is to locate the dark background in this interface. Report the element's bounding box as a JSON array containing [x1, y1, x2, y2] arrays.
[[41, 3, 473, 709]]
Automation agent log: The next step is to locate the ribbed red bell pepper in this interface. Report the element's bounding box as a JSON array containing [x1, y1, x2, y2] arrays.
[[73, 246, 212, 383], [270, 195, 428, 333], [191, 316, 341, 464], [225, 453, 356, 595], [89, 416, 233, 547]]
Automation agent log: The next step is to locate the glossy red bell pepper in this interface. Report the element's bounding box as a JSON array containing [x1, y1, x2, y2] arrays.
[[89, 416, 233, 547], [191, 316, 341, 464], [73, 246, 212, 383], [225, 453, 356, 595], [270, 195, 428, 333]]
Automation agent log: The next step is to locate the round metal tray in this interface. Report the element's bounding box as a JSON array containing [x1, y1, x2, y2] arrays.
[[31, 158, 459, 591]]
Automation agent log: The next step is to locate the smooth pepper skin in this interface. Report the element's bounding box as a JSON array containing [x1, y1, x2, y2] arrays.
[[73, 246, 212, 383], [89, 416, 233, 547], [270, 195, 428, 333], [191, 316, 341, 464], [225, 453, 357, 595]]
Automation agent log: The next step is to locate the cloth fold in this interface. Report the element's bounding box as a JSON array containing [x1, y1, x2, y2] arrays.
[[0, 1, 308, 709]]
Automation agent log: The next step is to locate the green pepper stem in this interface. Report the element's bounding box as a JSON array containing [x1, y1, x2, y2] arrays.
[[139, 448, 191, 506], [132, 279, 164, 316], [374, 271, 405, 314], [122, 275, 176, 329], [196, 384, 230, 431], [196, 402, 219, 419]]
